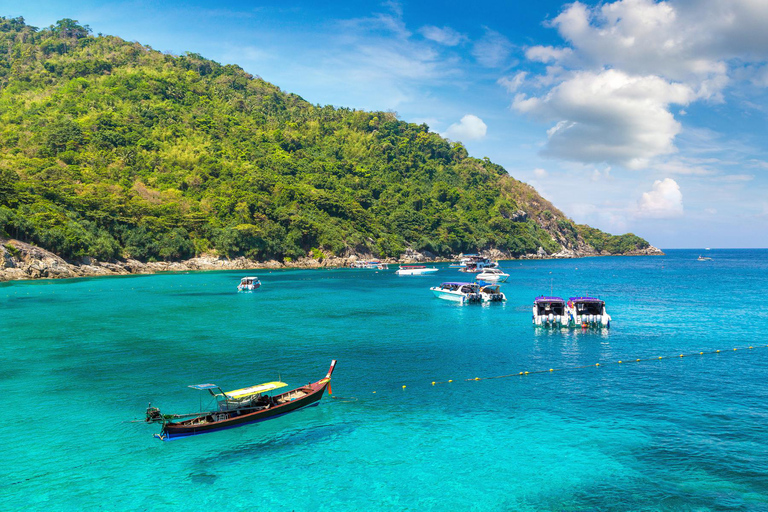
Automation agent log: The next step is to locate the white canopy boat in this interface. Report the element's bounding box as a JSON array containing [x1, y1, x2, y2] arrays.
[[478, 284, 506, 302], [430, 282, 482, 303], [458, 256, 499, 273], [532, 296, 568, 327], [237, 277, 261, 291], [475, 268, 509, 283], [351, 260, 389, 270], [567, 297, 611, 327], [395, 265, 439, 276]]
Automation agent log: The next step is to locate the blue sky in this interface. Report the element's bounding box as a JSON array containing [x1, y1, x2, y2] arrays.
[[3, 0, 768, 248]]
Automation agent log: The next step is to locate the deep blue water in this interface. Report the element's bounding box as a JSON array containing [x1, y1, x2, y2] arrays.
[[1, 249, 767, 511]]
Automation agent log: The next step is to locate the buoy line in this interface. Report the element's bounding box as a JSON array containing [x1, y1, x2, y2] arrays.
[[426, 344, 768, 388], [365, 345, 768, 394]]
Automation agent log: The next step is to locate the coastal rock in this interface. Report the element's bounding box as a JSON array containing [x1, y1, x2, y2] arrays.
[[0, 237, 664, 283], [399, 247, 434, 263], [551, 248, 576, 259]]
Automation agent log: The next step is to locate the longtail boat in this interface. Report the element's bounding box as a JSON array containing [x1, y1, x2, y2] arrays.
[[146, 360, 337, 440]]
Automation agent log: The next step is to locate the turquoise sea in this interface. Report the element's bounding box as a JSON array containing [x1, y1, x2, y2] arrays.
[[1, 249, 767, 511]]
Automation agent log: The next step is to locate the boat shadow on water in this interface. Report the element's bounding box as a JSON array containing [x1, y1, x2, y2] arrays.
[[190, 421, 355, 471]]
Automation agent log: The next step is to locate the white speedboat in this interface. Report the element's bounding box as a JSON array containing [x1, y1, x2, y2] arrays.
[[475, 268, 509, 283], [430, 282, 482, 303], [237, 277, 261, 291], [532, 296, 568, 327], [478, 284, 506, 302], [351, 260, 389, 270], [458, 256, 499, 273], [395, 265, 439, 276], [697, 255, 712, 261], [567, 297, 611, 327]]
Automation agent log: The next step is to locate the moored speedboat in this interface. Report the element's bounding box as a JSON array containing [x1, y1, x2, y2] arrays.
[[478, 284, 506, 302], [475, 268, 509, 283], [430, 282, 482, 303], [237, 277, 261, 291], [458, 256, 499, 273], [146, 361, 337, 440], [351, 260, 389, 270], [395, 265, 439, 276], [567, 297, 611, 327], [532, 296, 568, 327]]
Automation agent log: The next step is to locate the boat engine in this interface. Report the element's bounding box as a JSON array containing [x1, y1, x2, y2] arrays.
[[146, 403, 163, 423]]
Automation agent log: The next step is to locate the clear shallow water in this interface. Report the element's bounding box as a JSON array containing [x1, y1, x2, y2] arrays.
[[1, 249, 767, 511]]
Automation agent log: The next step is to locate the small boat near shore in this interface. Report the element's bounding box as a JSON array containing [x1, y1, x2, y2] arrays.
[[459, 256, 499, 273], [475, 268, 509, 283], [478, 284, 506, 302], [146, 360, 337, 440], [430, 282, 482, 303], [395, 265, 438, 276], [697, 255, 712, 261], [351, 260, 388, 270], [237, 277, 261, 291]]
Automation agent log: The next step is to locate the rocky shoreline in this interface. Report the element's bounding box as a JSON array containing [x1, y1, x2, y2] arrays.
[[0, 239, 663, 283]]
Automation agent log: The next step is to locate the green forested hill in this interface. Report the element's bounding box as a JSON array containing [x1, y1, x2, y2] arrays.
[[0, 17, 651, 262]]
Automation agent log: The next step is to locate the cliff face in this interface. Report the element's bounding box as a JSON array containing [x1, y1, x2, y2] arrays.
[[0, 17, 660, 272]]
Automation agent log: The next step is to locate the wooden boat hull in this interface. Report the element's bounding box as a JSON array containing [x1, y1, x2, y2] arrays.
[[157, 362, 335, 440]]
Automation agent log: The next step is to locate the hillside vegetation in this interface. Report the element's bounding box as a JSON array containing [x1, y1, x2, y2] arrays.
[[0, 17, 651, 262]]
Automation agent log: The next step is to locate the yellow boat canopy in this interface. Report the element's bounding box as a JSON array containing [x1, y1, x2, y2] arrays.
[[223, 381, 287, 399]]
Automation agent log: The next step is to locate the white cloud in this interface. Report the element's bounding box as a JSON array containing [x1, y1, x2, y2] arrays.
[[525, 46, 573, 64], [513, 69, 695, 168], [282, 7, 463, 111], [472, 28, 513, 68], [546, 0, 768, 84], [747, 159, 768, 169], [591, 167, 612, 182], [419, 25, 465, 46], [637, 178, 684, 217], [509, 0, 768, 169], [444, 114, 488, 141], [533, 168, 548, 178], [498, 71, 527, 93]]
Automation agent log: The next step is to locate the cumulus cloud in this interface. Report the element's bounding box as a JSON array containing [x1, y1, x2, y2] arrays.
[[510, 0, 768, 168], [419, 25, 465, 46], [546, 0, 768, 83], [637, 178, 684, 217], [525, 46, 573, 64], [513, 69, 695, 168], [472, 28, 513, 68], [444, 114, 488, 141]]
